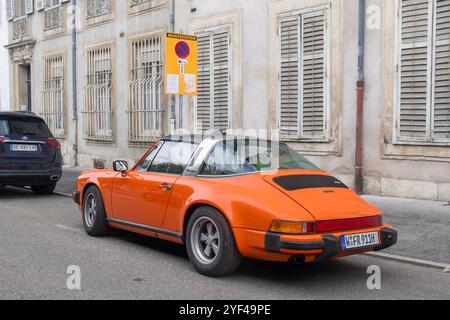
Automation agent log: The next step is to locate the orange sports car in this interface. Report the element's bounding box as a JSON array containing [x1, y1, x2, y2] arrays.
[[73, 134, 397, 277]]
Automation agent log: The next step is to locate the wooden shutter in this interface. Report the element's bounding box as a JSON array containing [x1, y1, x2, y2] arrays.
[[279, 8, 329, 140], [212, 29, 231, 129], [279, 16, 300, 137], [196, 33, 212, 131], [432, 0, 450, 140], [25, 0, 34, 14], [398, 0, 432, 140], [301, 11, 326, 138], [195, 28, 231, 132], [6, 0, 14, 21]]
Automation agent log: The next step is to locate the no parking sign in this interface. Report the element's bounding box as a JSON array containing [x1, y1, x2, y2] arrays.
[[166, 33, 198, 96]]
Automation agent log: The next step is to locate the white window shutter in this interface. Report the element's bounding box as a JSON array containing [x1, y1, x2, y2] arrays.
[[398, 0, 432, 140], [36, 0, 45, 11], [279, 9, 329, 140], [196, 33, 213, 132], [26, 0, 34, 14], [195, 28, 232, 132], [432, 0, 450, 140], [6, 0, 14, 21], [279, 16, 300, 137], [212, 29, 231, 129], [301, 11, 327, 138]]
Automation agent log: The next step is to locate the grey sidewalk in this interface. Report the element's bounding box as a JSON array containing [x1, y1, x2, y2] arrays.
[[56, 167, 450, 265]]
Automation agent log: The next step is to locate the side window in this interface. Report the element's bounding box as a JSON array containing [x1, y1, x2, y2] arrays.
[[136, 142, 163, 172], [0, 120, 9, 136], [148, 141, 198, 175]]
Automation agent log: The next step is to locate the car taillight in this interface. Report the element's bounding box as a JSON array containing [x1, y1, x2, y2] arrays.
[[269, 221, 316, 234], [46, 139, 61, 149], [315, 216, 381, 233]]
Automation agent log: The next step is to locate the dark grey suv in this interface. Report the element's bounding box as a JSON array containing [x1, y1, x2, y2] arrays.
[[0, 112, 63, 194]]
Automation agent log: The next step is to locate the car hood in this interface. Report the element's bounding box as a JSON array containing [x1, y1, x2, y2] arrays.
[[263, 170, 381, 221]]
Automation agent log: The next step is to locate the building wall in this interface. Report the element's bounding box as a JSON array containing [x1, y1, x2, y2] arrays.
[[5, 0, 450, 201], [0, 0, 10, 111]]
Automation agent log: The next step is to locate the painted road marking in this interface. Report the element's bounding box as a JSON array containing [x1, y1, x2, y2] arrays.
[[365, 251, 450, 273], [53, 224, 83, 233]]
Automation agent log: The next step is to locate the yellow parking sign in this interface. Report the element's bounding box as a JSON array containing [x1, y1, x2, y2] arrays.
[[165, 33, 198, 96]]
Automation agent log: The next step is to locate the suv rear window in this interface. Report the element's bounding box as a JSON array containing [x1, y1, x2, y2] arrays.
[[0, 118, 53, 138]]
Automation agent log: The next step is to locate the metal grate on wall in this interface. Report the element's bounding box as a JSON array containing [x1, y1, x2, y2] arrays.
[[127, 36, 163, 143], [86, 0, 111, 19], [41, 56, 65, 138], [83, 46, 114, 142]]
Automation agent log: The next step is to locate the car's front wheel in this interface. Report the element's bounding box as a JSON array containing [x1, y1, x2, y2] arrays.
[[82, 186, 110, 237], [31, 182, 56, 195], [186, 207, 241, 277]]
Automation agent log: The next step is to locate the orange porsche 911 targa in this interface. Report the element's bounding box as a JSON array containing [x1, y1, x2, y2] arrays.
[[73, 134, 397, 277]]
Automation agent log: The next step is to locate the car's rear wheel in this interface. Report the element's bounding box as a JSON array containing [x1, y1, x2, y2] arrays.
[[82, 186, 110, 237], [31, 182, 56, 195], [186, 207, 241, 277]]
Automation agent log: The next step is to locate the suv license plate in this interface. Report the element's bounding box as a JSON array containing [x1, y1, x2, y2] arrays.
[[10, 144, 38, 152]]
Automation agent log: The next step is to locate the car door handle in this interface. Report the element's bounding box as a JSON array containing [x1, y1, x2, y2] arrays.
[[160, 184, 172, 191]]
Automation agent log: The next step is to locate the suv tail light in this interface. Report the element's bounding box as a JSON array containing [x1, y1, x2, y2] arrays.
[[45, 139, 61, 149]]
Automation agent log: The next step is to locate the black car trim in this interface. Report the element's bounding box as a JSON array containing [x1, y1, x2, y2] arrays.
[[73, 191, 81, 205], [106, 217, 182, 239], [265, 228, 398, 262], [273, 175, 349, 191], [374, 228, 398, 251]]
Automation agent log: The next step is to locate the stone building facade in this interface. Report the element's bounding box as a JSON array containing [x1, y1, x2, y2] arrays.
[[4, 0, 450, 201]]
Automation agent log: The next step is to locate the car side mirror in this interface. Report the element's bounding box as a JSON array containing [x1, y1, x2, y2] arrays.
[[113, 160, 129, 173]]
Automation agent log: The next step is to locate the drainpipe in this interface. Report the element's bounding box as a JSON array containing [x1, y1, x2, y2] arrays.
[[355, 0, 366, 194], [169, 0, 176, 133], [71, 0, 78, 166]]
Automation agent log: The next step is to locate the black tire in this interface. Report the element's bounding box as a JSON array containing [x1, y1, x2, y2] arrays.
[[31, 182, 56, 195], [186, 207, 241, 277], [82, 185, 110, 237]]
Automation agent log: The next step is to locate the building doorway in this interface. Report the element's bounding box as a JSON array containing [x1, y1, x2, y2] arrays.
[[17, 64, 32, 112]]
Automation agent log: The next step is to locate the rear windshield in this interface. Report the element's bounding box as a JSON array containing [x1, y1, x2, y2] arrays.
[[200, 139, 320, 176], [0, 118, 53, 138]]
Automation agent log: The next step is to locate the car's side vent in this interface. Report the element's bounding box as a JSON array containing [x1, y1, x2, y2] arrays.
[[273, 175, 349, 191]]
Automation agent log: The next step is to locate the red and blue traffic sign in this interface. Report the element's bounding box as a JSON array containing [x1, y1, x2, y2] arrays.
[[175, 41, 191, 59]]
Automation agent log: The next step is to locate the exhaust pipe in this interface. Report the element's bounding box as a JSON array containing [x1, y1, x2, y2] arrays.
[[292, 255, 305, 265], [50, 175, 60, 181]]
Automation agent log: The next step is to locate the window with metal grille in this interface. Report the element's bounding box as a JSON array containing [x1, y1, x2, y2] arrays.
[[41, 55, 65, 138], [130, 0, 151, 6], [83, 46, 114, 142], [278, 8, 330, 141], [44, 0, 63, 31], [195, 27, 232, 132], [128, 36, 163, 143], [396, 0, 450, 143], [86, 0, 111, 19]]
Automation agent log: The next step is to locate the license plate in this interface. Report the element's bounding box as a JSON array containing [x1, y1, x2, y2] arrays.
[[341, 231, 380, 250], [9, 144, 38, 152]]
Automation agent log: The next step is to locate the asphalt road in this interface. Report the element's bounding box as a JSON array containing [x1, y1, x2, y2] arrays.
[[0, 187, 449, 300]]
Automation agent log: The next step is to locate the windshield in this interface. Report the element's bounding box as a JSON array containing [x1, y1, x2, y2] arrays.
[[0, 118, 53, 138], [200, 139, 320, 176]]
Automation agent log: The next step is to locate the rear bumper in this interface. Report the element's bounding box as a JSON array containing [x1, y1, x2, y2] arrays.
[[265, 227, 397, 262], [0, 170, 62, 186], [233, 226, 397, 263]]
